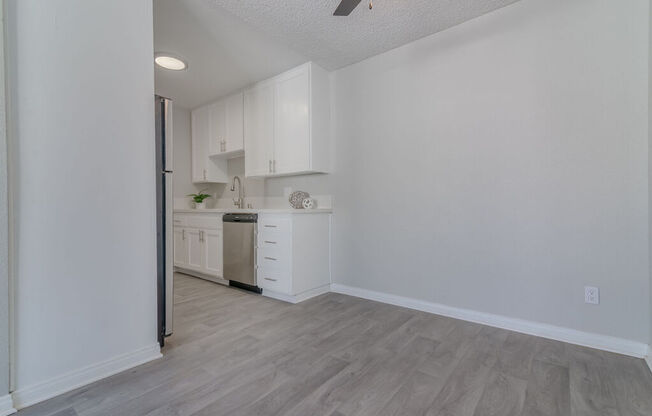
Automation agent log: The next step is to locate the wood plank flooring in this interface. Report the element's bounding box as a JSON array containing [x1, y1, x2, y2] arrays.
[[19, 273, 652, 416]]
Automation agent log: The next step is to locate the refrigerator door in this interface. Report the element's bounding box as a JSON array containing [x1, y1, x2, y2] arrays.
[[163, 98, 173, 172], [155, 95, 174, 345], [164, 171, 173, 336]]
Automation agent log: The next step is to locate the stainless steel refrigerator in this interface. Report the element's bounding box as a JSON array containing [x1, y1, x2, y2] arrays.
[[155, 96, 174, 345]]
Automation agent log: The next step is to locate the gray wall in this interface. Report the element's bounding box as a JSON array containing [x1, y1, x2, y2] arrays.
[[649, 0, 652, 349], [7, 0, 159, 394], [331, 0, 650, 343], [0, 0, 9, 396], [172, 105, 197, 199]]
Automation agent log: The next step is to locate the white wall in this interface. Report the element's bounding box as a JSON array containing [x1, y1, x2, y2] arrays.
[[7, 0, 159, 400], [332, 0, 650, 343], [172, 105, 196, 199], [649, 0, 652, 350], [0, 1, 9, 397]]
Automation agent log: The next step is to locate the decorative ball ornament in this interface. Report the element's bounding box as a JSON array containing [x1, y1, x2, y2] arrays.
[[302, 197, 316, 209], [289, 191, 310, 209]]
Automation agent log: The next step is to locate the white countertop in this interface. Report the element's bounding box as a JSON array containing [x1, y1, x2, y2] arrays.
[[174, 208, 332, 214]]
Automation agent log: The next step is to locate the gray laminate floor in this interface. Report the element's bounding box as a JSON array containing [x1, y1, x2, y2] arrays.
[[19, 273, 652, 416]]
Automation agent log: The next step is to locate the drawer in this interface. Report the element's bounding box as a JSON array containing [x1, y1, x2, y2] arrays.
[[257, 246, 291, 271], [173, 215, 188, 227], [258, 268, 291, 295], [258, 215, 291, 234], [186, 214, 221, 230], [257, 230, 291, 251]]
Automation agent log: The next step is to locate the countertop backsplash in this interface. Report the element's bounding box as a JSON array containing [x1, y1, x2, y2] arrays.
[[174, 195, 332, 211]]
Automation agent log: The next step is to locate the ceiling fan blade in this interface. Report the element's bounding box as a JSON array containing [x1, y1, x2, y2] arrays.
[[333, 0, 362, 16]]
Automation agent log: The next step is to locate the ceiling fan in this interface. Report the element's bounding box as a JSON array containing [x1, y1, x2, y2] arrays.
[[333, 0, 373, 16]]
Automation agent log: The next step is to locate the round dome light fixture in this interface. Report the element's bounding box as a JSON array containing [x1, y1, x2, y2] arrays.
[[155, 53, 187, 71]]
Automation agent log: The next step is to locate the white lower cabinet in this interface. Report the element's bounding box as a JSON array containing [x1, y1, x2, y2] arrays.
[[173, 228, 188, 265], [186, 229, 203, 270], [203, 228, 223, 276], [173, 213, 224, 282], [173, 211, 331, 302], [257, 213, 331, 303]]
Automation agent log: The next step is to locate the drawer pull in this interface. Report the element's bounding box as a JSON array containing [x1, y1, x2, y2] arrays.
[[264, 240, 277, 244], [264, 256, 277, 261], [264, 277, 277, 282], [264, 225, 277, 228]]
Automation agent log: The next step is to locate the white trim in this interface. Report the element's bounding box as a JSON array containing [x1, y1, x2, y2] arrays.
[[0, 394, 14, 415], [11, 344, 161, 410], [263, 284, 331, 304], [330, 284, 649, 358], [645, 348, 652, 374]]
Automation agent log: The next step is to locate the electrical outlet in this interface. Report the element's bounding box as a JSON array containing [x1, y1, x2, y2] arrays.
[[584, 286, 599, 304]]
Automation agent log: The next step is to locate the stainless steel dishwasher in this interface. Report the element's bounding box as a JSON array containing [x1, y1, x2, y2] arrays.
[[223, 213, 261, 293]]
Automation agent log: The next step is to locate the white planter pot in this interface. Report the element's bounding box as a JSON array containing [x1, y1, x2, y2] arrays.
[[195, 202, 206, 209]]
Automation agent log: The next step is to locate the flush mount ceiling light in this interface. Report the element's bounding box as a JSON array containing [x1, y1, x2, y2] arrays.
[[154, 54, 187, 71]]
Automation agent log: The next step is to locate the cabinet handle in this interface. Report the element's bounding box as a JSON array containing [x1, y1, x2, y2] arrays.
[[268, 160, 272, 173], [182, 229, 185, 240], [264, 225, 277, 228], [203, 169, 207, 180], [264, 256, 277, 261], [264, 277, 277, 282], [273, 160, 276, 173], [264, 240, 277, 244]]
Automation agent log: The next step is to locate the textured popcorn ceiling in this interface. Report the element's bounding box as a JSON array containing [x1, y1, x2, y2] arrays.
[[210, 0, 520, 70], [154, 0, 520, 108], [154, 0, 308, 108]]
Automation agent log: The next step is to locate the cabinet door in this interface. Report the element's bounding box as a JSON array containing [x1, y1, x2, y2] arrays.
[[209, 100, 226, 154], [274, 66, 311, 174], [173, 228, 188, 267], [203, 229, 223, 277], [244, 82, 274, 177], [186, 229, 202, 270], [191, 106, 210, 182], [225, 92, 244, 153]]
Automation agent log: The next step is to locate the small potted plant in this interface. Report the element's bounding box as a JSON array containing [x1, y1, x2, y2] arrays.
[[188, 190, 211, 209]]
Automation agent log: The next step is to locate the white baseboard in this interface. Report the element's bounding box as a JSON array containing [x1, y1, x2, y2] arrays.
[[0, 395, 15, 415], [263, 284, 331, 304], [331, 284, 648, 358], [645, 349, 652, 374], [12, 343, 161, 410]]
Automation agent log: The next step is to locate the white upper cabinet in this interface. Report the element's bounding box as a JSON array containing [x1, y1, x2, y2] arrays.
[[207, 91, 244, 158], [274, 66, 311, 175], [191, 106, 228, 183], [244, 62, 331, 178], [223, 92, 244, 154], [208, 100, 225, 155], [244, 81, 275, 177]]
